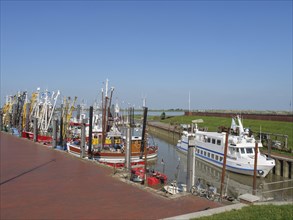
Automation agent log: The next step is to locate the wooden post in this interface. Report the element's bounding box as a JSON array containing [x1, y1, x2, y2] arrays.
[[140, 107, 148, 159], [267, 135, 271, 158], [25, 103, 30, 131], [80, 119, 86, 158], [102, 97, 108, 148], [253, 142, 258, 195], [220, 132, 229, 201], [33, 117, 38, 142], [12, 103, 17, 127], [76, 104, 81, 122], [52, 119, 58, 148], [0, 110, 3, 131], [141, 107, 148, 185], [88, 106, 93, 159], [59, 104, 63, 145], [187, 135, 196, 192], [125, 108, 132, 171]]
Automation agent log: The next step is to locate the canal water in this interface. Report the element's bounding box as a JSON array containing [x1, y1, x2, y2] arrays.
[[146, 132, 292, 201], [71, 109, 291, 201]]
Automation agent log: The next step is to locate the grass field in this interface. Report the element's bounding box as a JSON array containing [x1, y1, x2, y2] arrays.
[[195, 204, 293, 220], [148, 115, 292, 153]]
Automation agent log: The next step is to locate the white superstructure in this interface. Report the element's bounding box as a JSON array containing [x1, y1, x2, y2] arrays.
[[176, 116, 275, 177]]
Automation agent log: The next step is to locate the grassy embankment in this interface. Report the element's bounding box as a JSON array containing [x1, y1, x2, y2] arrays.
[[194, 204, 293, 220], [148, 115, 292, 155]]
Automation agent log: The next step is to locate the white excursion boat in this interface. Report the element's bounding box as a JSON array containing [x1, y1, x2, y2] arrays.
[[176, 116, 275, 177]]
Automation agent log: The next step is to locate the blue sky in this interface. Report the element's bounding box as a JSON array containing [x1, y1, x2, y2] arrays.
[[1, 0, 292, 111]]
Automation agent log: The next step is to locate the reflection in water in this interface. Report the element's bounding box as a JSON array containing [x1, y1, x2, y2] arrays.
[[148, 133, 292, 200]]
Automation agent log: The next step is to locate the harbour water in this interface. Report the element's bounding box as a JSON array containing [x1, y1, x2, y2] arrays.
[[147, 132, 293, 201]]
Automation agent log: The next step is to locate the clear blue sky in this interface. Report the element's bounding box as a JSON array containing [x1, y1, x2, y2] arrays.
[[1, 0, 292, 111]]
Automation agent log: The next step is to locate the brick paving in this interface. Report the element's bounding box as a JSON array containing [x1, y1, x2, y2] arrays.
[[1, 132, 222, 220]]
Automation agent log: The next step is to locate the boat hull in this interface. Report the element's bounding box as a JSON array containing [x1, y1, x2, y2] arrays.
[[67, 143, 158, 167], [177, 139, 275, 177], [22, 131, 52, 143]]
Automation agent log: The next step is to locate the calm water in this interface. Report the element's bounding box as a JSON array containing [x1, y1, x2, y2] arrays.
[[147, 132, 292, 200]]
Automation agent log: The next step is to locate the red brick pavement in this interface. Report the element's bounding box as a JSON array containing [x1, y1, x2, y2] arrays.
[[0, 132, 222, 220]]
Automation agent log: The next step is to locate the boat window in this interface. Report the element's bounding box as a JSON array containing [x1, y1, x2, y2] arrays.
[[246, 148, 254, 154], [217, 140, 221, 145], [207, 138, 211, 143], [208, 152, 210, 158], [220, 156, 223, 162], [212, 139, 216, 144], [240, 148, 245, 154], [229, 147, 235, 153], [215, 155, 219, 161], [236, 148, 239, 153], [204, 151, 206, 156], [211, 154, 214, 159]]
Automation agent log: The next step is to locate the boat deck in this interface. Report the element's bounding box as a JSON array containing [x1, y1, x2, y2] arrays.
[[1, 132, 222, 219]]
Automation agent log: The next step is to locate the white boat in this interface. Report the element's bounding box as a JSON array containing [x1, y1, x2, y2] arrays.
[[164, 181, 187, 195], [176, 115, 275, 177]]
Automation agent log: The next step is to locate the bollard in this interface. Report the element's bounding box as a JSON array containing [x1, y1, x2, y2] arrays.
[[186, 136, 196, 192], [33, 117, 38, 142], [52, 119, 58, 148]]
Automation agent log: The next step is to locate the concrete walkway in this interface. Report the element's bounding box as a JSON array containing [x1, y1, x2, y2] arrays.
[[1, 132, 222, 220]]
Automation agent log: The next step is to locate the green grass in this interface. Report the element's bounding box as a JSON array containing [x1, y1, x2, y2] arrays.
[[155, 115, 292, 152], [194, 204, 293, 220]]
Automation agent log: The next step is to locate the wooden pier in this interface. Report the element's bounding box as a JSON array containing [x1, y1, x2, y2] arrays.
[[0, 132, 222, 219]]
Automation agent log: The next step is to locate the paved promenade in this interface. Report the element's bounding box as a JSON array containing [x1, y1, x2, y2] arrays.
[[0, 132, 222, 219]]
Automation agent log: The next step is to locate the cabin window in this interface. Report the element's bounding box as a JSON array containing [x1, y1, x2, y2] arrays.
[[211, 154, 214, 159], [212, 139, 216, 144], [201, 150, 203, 155], [246, 148, 254, 154], [215, 155, 219, 161], [208, 152, 210, 158], [207, 138, 211, 143], [220, 156, 223, 162], [204, 151, 206, 156], [229, 147, 236, 154], [217, 140, 221, 145], [240, 148, 245, 154], [236, 148, 239, 153]]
